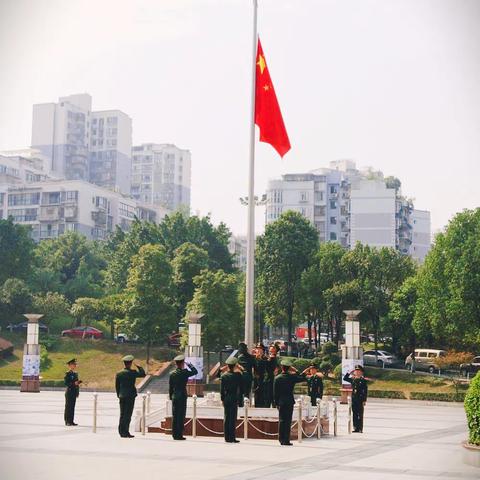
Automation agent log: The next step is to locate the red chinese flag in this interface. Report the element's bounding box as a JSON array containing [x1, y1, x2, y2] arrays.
[[255, 38, 291, 157]]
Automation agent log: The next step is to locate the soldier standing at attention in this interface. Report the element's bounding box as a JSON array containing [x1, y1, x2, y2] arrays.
[[115, 355, 146, 438], [273, 359, 308, 446], [64, 358, 82, 426], [169, 354, 198, 440], [253, 344, 267, 407], [265, 344, 280, 407], [343, 365, 368, 433], [237, 342, 255, 400], [306, 364, 324, 407], [221, 357, 243, 443]]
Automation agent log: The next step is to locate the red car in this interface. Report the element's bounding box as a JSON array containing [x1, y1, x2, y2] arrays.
[[61, 326, 103, 339]]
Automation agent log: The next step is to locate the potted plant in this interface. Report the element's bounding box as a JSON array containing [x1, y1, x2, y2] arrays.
[[464, 371, 480, 467]]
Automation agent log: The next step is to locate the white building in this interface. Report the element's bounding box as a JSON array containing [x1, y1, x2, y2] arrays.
[[131, 143, 191, 211], [228, 235, 247, 272], [0, 179, 168, 242], [0, 149, 53, 185], [90, 110, 132, 194], [31, 94, 132, 194], [411, 209, 431, 263], [266, 160, 431, 260]]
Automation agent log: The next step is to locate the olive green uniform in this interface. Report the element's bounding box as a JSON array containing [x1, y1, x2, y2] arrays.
[[220, 370, 243, 442], [265, 356, 279, 407], [237, 352, 255, 399], [307, 375, 323, 407], [253, 357, 267, 407], [115, 365, 146, 437], [273, 372, 307, 445], [64, 370, 79, 425], [169, 364, 198, 439], [343, 372, 368, 432]]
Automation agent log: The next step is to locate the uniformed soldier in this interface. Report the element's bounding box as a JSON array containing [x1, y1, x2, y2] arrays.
[[273, 359, 308, 446], [253, 344, 267, 407], [169, 354, 198, 440], [306, 364, 324, 407], [64, 358, 82, 426], [265, 344, 280, 407], [343, 365, 368, 433], [115, 354, 146, 438], [220, 357, 243, 443], [237, 342, 255, 400]]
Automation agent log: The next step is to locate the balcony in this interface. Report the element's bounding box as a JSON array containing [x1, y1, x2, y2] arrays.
[[64, 206, 77, 220], [39, 206, 60, 221], [91, 210, 107, 226]]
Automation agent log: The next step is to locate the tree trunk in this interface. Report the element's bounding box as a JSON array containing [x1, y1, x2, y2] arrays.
[[110, 320, 115, 340], [146, 340, 151, 372], [307, 317, 312, 346]]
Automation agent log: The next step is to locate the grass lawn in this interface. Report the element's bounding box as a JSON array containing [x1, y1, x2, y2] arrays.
[[0, 332, 178, 390]]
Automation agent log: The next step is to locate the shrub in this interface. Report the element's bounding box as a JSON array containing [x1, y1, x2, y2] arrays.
[[39, 335, 59, 351], [436, 350, 474, 371], [40, 345, 51, 369], [0, 379, 20, 386], [319, 361, 333, 376], [410, 391, 466, 402], [369, 390, 406, 399], [323, 353, 341, 367], [321, 341, 338, 356], [465, 371, 480, 445], [41, 380, 65, 388], [333, 363, 342, 380]]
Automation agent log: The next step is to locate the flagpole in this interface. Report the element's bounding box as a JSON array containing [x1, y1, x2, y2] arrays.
[[245, 0, 258, 348]]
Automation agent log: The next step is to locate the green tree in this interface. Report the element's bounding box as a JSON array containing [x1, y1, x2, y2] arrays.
[[124, 244, 176, 365], [70, 297, 103, 327], [387, 275, 418, 354], [172, 242, 209, 319], [299, 242, 348, 346], [34, 232, 106, 301], [0, 278, 32, 326], [31, 292, 70, 326], [414, 209, 480, 349], [186, 269, 242, 351], [0, 219, 35, 284], [256, 211, 318, 342]]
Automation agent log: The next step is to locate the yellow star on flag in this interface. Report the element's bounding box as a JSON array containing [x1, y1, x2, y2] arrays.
[[263, 84, 270, 91], [257, 54, 266, 74]]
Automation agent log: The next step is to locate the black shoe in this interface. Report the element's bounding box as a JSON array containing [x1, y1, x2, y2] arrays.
[[174, 437, 186, 440], [126, 434, 135, 438], [283, 442, 293, 446], [71, 423, 78, 426], [353, 430, 360, 433], [232, 440, 240, 443]]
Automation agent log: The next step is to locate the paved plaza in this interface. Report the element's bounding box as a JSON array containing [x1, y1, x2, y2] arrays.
[[0, 390, 477, 480]]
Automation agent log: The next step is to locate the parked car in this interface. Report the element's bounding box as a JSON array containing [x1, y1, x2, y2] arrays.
[[167, 332, 182, 347], [405, 349, 446, 373], [115, 333, 140, 343], [61, 326, 103, 339], [7, 321, 48, 333], [460, 356, 480, 377], [363, 350, 398, 368]]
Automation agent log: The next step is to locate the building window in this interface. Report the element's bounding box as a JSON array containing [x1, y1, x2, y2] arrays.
[[330, 200, 337, 209], [8, 192, 40, 206], [7, 208, 37, 222], [330, 216, 337, 225], [330, 232, 337, 241], [300, 191, 308, 202], [65, 191, 78, 202], [330, 186, 337, 194]]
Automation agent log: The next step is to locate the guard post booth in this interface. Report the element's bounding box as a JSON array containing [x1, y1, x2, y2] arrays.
[[185, 312, 205, 397]]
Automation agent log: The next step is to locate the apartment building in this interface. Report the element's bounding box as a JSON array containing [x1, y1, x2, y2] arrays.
[[131, 143, 191, 211]]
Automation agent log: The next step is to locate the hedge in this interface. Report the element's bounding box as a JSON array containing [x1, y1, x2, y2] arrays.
[[369, 390, 406, 399], [0, 379, 64, 387], [465, 372, 480, 445], [410, 391, 466, 402], [0, 380, 20, 386]]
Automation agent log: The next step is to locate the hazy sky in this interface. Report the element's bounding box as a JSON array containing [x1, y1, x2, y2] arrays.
[[1, 0, 479, 236]]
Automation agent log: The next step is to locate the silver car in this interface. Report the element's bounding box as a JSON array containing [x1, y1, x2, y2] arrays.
[[363, 350, 398, 368]]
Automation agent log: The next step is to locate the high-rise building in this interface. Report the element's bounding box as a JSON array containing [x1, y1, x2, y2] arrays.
[[228, 235, 247, 272], [265, 160, 431, 260], [411, 209, 431, 263], [89, 110, 132, 194], [131, 143, 191, 211], [31, 94, 132, 194]]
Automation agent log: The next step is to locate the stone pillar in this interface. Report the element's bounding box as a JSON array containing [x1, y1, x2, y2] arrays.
[[185, 312, 205, 397], [340, 310, 362, 404], [20, 314, 44, 393]]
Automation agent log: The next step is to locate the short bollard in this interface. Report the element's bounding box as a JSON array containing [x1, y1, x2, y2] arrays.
[[347, 395, 352, 434], [243, 398, 249, 440], [316, 398, 322, 439], [146, 391, 151, 414], [333, 398, 338, 437], [192, 394, 197, 438], [93, 392, 98, 433], [141, 394, 147, 436], [297, 397, 303, 443]]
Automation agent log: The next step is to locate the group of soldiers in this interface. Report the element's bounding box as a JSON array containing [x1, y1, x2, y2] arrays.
[[63, 342, 368, 445]]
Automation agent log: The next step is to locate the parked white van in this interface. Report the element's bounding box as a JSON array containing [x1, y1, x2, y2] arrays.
[[405, 349, 446, 373]]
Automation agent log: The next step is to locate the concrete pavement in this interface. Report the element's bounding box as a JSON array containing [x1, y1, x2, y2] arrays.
[[0, 390, 477, 480]]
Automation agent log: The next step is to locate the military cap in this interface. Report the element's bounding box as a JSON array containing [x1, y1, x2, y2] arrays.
[[66, 358, 77, 365], [225, 357, 238, 366], [354, 364, 364, 372], [174, 354, 185, 362], [281, 359, 293, 367], [122, 354, 134, 362]]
